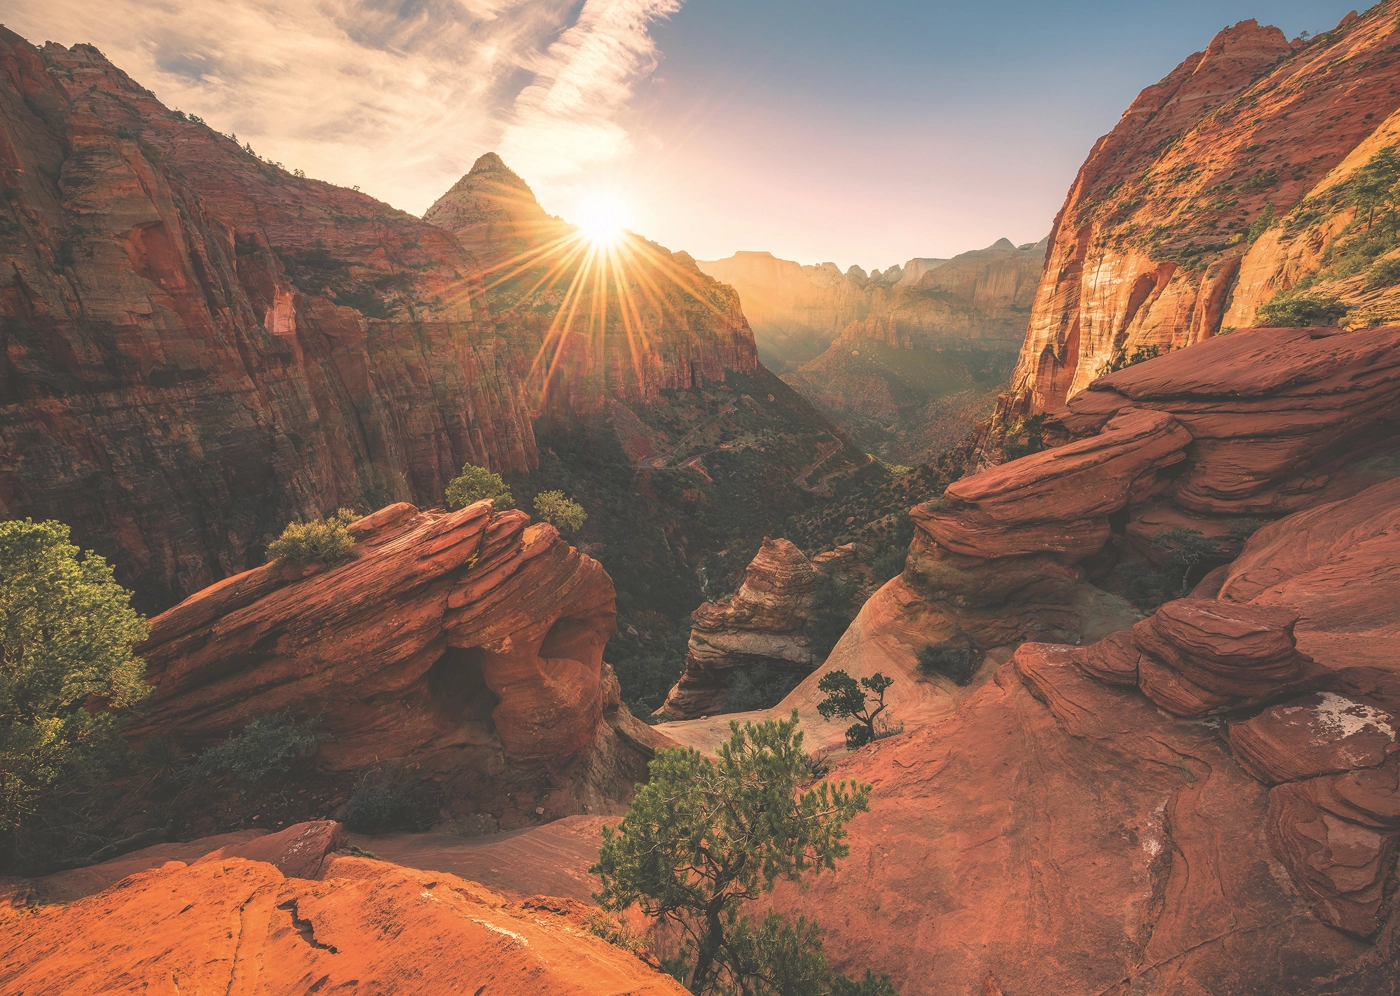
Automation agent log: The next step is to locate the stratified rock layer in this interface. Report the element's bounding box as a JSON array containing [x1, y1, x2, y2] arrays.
[[1002, 8, 1400, 419], [127, 500, 665, 821], [661, 538, 823, 718]]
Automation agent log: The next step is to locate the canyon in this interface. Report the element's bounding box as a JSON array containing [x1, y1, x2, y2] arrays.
[[0, 31, 776, 613], [702, 239, 1043, 465], [10, 6, 1400, 996]]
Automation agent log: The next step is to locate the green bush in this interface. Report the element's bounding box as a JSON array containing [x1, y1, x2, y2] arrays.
[[188, 713, 324, 783], [445, 463, 514, 510], [1256, 293, 1348, 327], [342, 779, 440, 833], [1367, 257, 1400, 289], [1002, 413, 1049, 460], [533, 490, 587, 533], [916, 643, 977, 686], [592, 712, 892, 995], [0, 520, 152, 832], [724, 663, 802, 714], [266, 509, 357, 566]]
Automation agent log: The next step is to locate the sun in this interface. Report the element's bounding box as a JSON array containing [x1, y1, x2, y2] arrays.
[[575, 192, 631, 247]]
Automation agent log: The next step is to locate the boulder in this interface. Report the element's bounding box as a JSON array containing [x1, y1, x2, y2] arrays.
[[193, 821, 348, 880], [1227, 693, 1399, 784], [661, 538, 825, 718]]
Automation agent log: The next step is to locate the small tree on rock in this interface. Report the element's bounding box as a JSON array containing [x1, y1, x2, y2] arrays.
[[533, 490, 586, 533], [591, 711, 892, 995], [445, 463, 513, 510], [1152, 527, 1218, 596], [816, 671, 894, 749]]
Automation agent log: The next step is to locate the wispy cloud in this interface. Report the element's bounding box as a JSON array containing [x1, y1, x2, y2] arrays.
[[5, 0, 682, 216]]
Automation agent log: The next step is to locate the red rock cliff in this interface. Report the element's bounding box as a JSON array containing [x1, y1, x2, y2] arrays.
[[1007, 8, 1400, 417], [0, 31, 761, 610]]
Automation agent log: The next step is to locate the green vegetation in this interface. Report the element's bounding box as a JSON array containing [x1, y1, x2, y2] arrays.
[[725, 663, 805, 713], [0, 520, 151, 834], [1109, 343, 1166, 372], [342, 777, 440, 833], [806, 568, 859, 660], [533, 490, 587, 533], [1256, 292, 1348, 327], [816, 671, 895, 749], [916, 642, 978, 685], [1002, 413, 1049, 460], [1367, 256, 1400, 289], [1247, 202, 1276, 244], [445, 463, 514, 510], [592, 712, 894, 995], [187, 713, 325, 783], [266, 509, 358, 567]]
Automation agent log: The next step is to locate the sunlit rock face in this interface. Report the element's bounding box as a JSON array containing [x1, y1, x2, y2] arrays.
[[424, 155, 760, 416], [0, 31, 535, 608], [126, 500, 667, 825], [0, 839, 687, 996], [0, 30, 760, 610], [1000, 10, 1400, 422]]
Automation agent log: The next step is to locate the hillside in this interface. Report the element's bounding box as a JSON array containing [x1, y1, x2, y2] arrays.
[[1002, 8, 1400, 421], [787, 238, 1044, 464]]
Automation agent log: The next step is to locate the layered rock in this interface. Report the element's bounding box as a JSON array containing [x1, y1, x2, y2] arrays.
[[422, 152, 567, 269], [1002, 8, 1400, 420], [127, 500, 666, 821], [764, 479, 1400, 991], [0, 830, 683, 995], [661, 538, 825, 718], [0, 32, 761, 610]]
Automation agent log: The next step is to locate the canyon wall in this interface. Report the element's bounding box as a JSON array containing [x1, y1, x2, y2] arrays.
[[0, 32, 759, 609], [1005, 8, 1400, 419], [786, 239, 1045, 464]]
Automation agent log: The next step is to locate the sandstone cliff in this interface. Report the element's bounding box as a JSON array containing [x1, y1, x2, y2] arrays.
[[0, 32, 764, 611], [1005, 7, 1400, 419], [126, 499, 668, 827]]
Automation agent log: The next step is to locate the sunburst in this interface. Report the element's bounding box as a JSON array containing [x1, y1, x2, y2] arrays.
[[446, 198, 742, 410]]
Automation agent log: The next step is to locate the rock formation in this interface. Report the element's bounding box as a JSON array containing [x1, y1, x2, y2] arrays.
[[759, 473, 1400, 994], [784, 239, 1045, 464], [127, 499, 667, 823], [661, 538, 825, 717], [0, 823, 684, 995], [422, 152, 568, 269], [0, 31, 761, 610], [1001, 8, 1400, 420]]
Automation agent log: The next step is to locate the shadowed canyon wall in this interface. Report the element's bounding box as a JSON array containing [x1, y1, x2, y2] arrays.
[[0, 31, 759, 610]]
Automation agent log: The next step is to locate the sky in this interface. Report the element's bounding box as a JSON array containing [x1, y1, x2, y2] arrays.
[[5, 0, 1366, 270]]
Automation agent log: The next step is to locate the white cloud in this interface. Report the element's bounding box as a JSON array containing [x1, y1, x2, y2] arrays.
[[5, 0, 682, 216]]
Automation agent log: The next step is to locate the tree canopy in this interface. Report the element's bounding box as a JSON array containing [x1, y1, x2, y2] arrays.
[[445, 463, 514, 510], [591, 711, 889, 994], [0, 520, 151, 831]]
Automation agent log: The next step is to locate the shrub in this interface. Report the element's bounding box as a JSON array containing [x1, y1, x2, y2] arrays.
[[341, 778, 439, 833], [1151, 527, 1219, 597], [0, 520, 151, 832], [592, 711, 891, 995], [1367, 257, 1400, 289], [816, 670, 895, 750], [916, 643, 978, 685], [724, 662, 802, 713], [1256, 293, 1348, 327], [266, 509, 357, 566], [533, 490, 587, 533], [445, 463, 514, 510], [188, 713, 324, 783], [1003, 413, 1049, 459]]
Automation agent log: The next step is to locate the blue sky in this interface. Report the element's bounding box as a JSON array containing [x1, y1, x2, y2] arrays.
[[7, 0, 1364, 268]]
